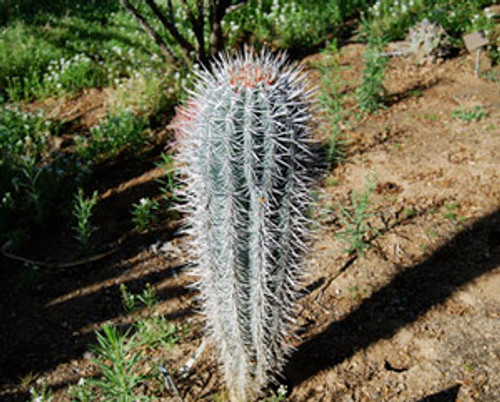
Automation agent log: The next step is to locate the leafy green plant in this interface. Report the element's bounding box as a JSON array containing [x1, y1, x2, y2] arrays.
[[135, 316, 181, 349], [155, 152, 181, 206], [29, 380, 53, 402], [0, 107, 61, 229], [11, 156, 44, 224], [452, 106, 488, 122], [120, 283, 157, 313], [318, 40, 348, 166], [0, 3, 166, 102], [367, 0, 498, 60], [336, 173, 377, 256], [90, 324, 150, 402], [442, 201, 460, 220], [131, 197, 159, 233], [67, 378, 94, 402], [75, 109, 149, 165], [357, 22, 387, 114], [6, 53, 106, 101], [71, 282, 187, 400], [120, 283, 186, 348], [72, 188, 98, 247]]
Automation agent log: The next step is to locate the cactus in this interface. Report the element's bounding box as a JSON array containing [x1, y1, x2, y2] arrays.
[[407, 19, 452, 64], [175, 49, 315, 400]]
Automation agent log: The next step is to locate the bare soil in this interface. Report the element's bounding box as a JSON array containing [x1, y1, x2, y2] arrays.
[[1, 45, 499, 401]]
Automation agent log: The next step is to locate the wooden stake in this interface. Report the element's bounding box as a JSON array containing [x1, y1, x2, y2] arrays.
[[475, 47, 482, 78]]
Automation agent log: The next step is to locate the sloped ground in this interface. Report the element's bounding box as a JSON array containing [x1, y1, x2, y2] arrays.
[[0, 45, 498, 401]]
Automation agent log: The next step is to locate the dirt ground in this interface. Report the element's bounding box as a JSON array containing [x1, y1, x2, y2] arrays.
[[0, 44, 499, 401]]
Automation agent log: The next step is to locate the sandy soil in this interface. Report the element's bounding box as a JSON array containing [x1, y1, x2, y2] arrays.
[[0, 44, 499, 401]]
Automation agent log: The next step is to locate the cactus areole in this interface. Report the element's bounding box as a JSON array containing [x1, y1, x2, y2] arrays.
[[176, 49, 315, 400]]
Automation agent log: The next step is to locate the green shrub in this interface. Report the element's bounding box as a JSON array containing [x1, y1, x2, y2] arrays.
[[75, 109, 149, 164]]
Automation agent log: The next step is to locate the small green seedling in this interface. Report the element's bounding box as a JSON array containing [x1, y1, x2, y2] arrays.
[[336, 173, 377, 256], [29, 380, 53, 402], [72, 188, 98, 248], [120, 284, 186, 348], [67, 378, 94, 402], [318, 40, 348, 166], [452, 106, 488, 122], [131, 197, 159, 233], [156, 152, 181, 205]]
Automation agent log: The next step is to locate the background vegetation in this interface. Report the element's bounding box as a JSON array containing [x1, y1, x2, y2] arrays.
[[0, 0, 497, 400]]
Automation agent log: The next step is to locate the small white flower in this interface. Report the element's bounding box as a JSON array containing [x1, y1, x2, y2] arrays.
[[139, 197, 149, 206]]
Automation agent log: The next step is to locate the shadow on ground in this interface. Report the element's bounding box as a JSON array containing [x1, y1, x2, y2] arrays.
[[0, 158, 194, 401], [285, 209, 500, 387]]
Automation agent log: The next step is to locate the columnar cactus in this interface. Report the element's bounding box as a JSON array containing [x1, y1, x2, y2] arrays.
[[175, 48, 315, 400]]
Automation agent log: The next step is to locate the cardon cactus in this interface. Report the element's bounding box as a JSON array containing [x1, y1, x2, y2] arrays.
[[175, 49, 315, 400]]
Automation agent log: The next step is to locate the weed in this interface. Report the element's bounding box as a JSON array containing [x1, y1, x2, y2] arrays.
[[29, 380, 53, 402], [443, 212, 457, 220], [0, 106, 65, 242], [409, 88, 423, 97], [132, 197, 159, 233], [120, 283, 187, 349], [348, 285, 360, 301], [75, 109, 149, 165], [404, 208, 415, 219], [242, 0, 345, 51], [19, 371, 36, 391], [110, 70, 180, 117], [67, 378, 94, 402], [155, 152, 181, 206], [325, 176, 339, 187], [11, 156, 44, 224], [442, 201, 459, 220], [265, 384, 288, 402], [89, 324, 151, 402], [120, 283, 157, 313], [357, 21, 387, 114], [427, 229, 439, 239], [318, 40, 348, 167], [336, 173, 377, 255], [452, 106, 488, 122], [72, 188, 98, 248], [135, 316, 181, 349], [481, 69, 499, 83]]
